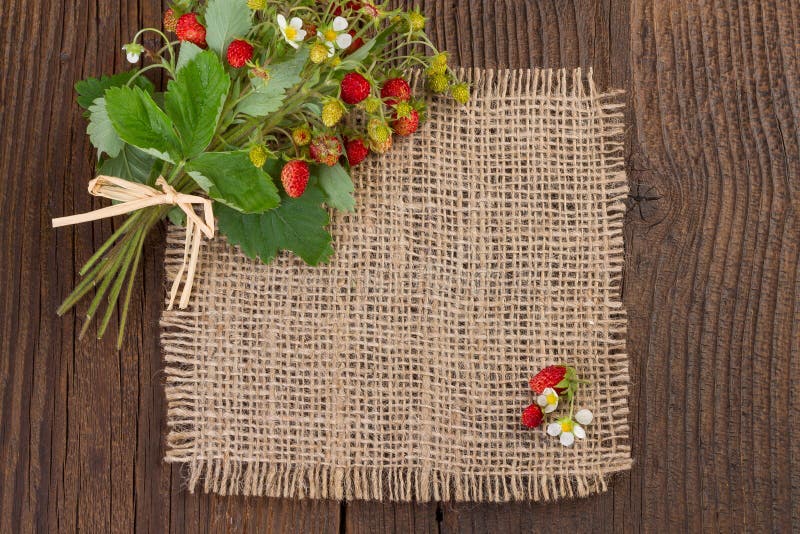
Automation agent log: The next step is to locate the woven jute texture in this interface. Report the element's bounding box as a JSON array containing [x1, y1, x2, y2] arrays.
[[161, 68, 631, 502]]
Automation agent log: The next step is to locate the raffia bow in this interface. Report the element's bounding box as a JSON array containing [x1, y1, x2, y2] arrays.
[[52, 175, 214, 310]]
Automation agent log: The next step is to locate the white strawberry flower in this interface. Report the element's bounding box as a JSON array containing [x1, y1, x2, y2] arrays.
[[277, 14, 307, 49], [122, 43, 144, 64], [320, 16, 352, 57], [547, 409, 593, 447], [536, 387, 559, 414], [575, 408, 593, 426]]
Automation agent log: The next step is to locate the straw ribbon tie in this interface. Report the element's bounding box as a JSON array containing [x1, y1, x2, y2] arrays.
[[52, 175, 214, 310]]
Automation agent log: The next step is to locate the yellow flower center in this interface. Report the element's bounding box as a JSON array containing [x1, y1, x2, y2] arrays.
[[324, 29, 337, 42], [561, 420, 574, 433], [284, 26, 297, 40], [546, 393, 558, 405]]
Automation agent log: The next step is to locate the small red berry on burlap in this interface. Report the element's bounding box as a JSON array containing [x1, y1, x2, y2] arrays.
[[521, 365, 594, 447]]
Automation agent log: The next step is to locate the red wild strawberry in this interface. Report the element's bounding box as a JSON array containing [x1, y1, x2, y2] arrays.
[[309, 135, 343, 166], [392, 109, 419, 136], [345, 30, 364, 55], [340, 72, 371, 105], [521, 403, 544, 429], [176, 13, 207, 48], [380, 78, 411, 106], [345, 138, 369, 166], [305, 24, 317, 39], [164, 8, 179, 33], [280, 160, 310, 198], [528, 365, 571, 395], [227, 39, 254, 68]]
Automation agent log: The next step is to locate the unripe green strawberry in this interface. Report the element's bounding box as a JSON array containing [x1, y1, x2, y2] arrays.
[[451, 83, 470, 105], [431, 52, 448, 68], [393, 101, 414, 118], [367, 118, 391, 143], [428, 73, 449, 93], [362, 96, 382, 114], [406, 10, 426, 32], [322, 99, 346, 127], [247, 0, 266, 9], [292, 125, 311, 146], [427, 63, 447, 76], [369, 135, 393, 154], [310, 43, 329, 64], [249, 145, 269, 168]]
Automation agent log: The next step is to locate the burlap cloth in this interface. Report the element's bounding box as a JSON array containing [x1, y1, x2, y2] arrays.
[[161, 68, 631, 502]]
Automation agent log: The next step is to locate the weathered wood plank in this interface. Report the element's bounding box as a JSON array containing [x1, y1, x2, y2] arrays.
[[625, 0, 799, 532]]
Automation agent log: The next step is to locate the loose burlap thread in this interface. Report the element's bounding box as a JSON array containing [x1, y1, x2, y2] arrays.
[[161, 68, 631, 502]]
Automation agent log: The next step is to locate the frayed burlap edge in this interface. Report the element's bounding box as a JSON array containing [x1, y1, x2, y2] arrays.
[[161, 67, 631, 502], [164, 462, 631, 502]]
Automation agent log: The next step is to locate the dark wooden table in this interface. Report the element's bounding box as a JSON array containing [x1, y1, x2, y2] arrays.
[[2, 0, 798, 532]]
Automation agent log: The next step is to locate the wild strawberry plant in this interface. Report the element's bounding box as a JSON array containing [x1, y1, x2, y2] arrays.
[[61, 0, 469, 345]]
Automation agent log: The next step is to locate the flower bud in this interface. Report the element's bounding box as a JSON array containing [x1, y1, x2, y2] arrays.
[[122, 43, 145, 64]]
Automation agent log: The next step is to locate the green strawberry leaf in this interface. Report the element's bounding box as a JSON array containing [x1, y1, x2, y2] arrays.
[[554, 377, 572, 390], [98, 144, 157, 184], [165, 50, 231, 157], [314, 163, 355, 212], [168, 207, 187, 226], [75, 71, 154, 114], [186, 151, 280, 213], [176, 42, 204, 71], [205, 0, 252, 55], [105, 85, 182, 163], [338, 24, 394, 69], [216, 186, 334, 266], [87, 98, 124, 159], [236, 48, 309, 117], [341, 39, 376, 65], [303, 102, 322, 115]]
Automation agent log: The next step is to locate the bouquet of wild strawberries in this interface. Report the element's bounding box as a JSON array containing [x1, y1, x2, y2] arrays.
[[54, 0, 468, 346]]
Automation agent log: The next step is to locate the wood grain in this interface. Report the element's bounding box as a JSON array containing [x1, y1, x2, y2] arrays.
[[0, 0, 797, 532]]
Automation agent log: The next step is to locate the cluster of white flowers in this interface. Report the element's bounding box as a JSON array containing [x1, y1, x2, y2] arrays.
[[277, 14, 352, 57], [521, 365, 597, 448]]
